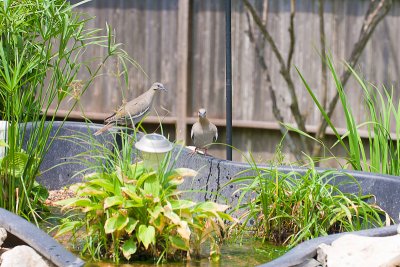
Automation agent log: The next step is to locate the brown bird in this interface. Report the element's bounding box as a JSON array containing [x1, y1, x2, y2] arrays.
[[94, 82, 167, 135], [190, 108, 218, 155]]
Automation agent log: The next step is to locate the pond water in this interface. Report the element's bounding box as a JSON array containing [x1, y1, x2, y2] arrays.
[[83, 239, 286, 267]]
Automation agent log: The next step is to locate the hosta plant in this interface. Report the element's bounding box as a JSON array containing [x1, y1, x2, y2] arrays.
[[56, 160, 234, 264]]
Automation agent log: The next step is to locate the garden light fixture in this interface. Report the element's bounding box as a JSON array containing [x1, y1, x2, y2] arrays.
[[135, 133, 173, 171]]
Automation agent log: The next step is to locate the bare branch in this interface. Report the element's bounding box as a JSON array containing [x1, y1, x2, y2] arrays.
[[245, 10, 302, 160], [313, 0, 329, 157], [243, 0, 311, 155], [286, 0, 296, 69]]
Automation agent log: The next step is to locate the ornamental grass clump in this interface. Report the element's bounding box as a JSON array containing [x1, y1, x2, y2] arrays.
[[229, 156, 390, 248], [297, 56, 400, 175], [55, 130, 234, 264], [0, 0, 137, 222]]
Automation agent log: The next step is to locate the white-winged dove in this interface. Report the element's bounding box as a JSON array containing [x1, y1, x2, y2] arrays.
[[190, 108, 218, 155], [94, 82, 166, 135]]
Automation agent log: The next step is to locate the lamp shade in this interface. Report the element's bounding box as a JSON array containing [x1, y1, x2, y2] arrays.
[[135, 134, 173, 171], [135, 133, 173, 153]]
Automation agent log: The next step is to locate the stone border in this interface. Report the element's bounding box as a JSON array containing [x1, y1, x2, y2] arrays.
[[258, 225, 398, 267], [0, 208, 84, 267]]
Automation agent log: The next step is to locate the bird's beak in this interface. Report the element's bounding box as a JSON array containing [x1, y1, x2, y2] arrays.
[[161, 86, 167, 92]]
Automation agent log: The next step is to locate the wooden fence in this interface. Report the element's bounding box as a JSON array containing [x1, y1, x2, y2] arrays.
[[59, 0, 400, 164]]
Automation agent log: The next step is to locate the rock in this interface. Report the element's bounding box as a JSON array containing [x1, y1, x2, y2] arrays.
[[317, 234, 400, 267], [0, 245, 49, 267], [0, 228, 6, 247]]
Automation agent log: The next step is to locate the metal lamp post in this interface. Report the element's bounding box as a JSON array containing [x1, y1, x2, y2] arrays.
[[225, 0, 232, 160]]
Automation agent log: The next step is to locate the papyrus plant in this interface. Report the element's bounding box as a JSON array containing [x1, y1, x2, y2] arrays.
[[0, 0, 137, 222]]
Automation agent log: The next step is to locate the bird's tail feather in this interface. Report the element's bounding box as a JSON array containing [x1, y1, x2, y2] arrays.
[[94, 123, 113, 136]]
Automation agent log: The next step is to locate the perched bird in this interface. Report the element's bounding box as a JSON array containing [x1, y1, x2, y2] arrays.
[[94, 82, 166, 135], [191, 108, 218, 155]]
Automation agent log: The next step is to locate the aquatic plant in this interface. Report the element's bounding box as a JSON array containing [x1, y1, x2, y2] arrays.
[[228, 155, 390, 247], [55, 130, 234, 264], [0, 0, 136, 222]]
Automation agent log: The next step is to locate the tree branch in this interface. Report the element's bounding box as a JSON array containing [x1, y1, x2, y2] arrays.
[[245, 10, 302, 160], [243, 0, 311, 155], [313, 0, 329, 157], [286, 0, 296, 69]]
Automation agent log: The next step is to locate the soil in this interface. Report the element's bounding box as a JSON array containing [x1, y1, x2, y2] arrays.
[[44, 188, 75, 207]]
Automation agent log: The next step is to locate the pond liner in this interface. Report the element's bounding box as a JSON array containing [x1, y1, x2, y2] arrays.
[[22, 121, 400, 267], [0, 207, 84, 267]]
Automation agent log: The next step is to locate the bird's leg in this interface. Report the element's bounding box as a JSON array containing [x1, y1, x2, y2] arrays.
[[189, 147, 198, 156]]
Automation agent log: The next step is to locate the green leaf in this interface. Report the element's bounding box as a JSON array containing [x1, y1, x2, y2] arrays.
[[164, 209, 181, 225], [121, 186, 143, 203], [166, 168, 197, 185], [55, 221, 82, 238], [143, 174, 160, 198], [56, 198, 92, 209], [123, 200, 144, 209], [125, 218, 139, 234], [104, 213, 129, 234], [136, 172, 156, 189], [169, 235, 189, 251], [121, 238, 137, 260], [0, 140, 8, 147], [170, 199, 196, 210], [1, 151, 28, 177], [194, 202, 229, 213], [87, 177, 115, 193], [104, 195, 124, 209], [137, 225, 155, 249]]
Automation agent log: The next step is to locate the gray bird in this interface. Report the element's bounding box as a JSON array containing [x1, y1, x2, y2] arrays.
[[191, 108, 218, 155], [94, 82, 166, 135]]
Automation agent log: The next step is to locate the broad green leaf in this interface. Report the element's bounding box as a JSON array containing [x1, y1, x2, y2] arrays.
[[194, 202, 229, 213], [78, 186, 108, 197], [136, 172, 156, 189], [137, 225, 155, 249], [55, 221, 82, 237], [129, 162, 145, 179], [123, 200, 144, 209], [125, 218, 139, 234], [87, 178, 115, 193], [170, 199, 196, 210], [177, 220, 191, 240], [164, 209, 181, 225], [148, 205, 163, 220], [1, 151, 28, 177], [143, 174, 160, 198], [56, 198, 92, 209], [121, 186, 143, 203], [121, 238, 137, 260], [104, 195, 124, 209], [166, 168, 197, 185], [169, 235, 189, 251], [82, 204, 103, 213], [216, 211, 236, 222], [104, 213, 129, 234]]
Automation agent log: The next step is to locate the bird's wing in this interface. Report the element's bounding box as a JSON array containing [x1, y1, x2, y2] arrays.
[[190, 124, 196, 140], [212, 124, 218, 142]]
